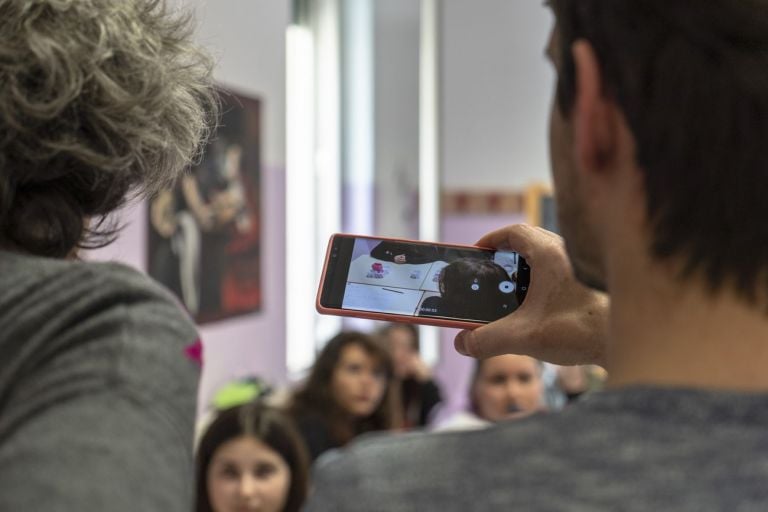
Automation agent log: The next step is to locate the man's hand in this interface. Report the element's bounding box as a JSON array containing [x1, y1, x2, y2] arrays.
[[454, 225, 609, 367]]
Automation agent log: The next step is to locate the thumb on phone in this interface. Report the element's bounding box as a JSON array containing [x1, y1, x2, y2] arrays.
[[454, 224, 609, 367], [454, 318, 530, 360]]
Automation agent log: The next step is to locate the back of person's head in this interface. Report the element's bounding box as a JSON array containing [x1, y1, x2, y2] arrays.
[[439, 258, 515, 321], [291, 331, 399, 439], [0, 0, 218, 258], [196, 402, 309, 512], [551, 0, 768, 305]]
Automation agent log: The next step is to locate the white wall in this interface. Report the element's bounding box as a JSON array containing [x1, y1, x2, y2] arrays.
[[190, 0, 288, 166], [371, 0, 555, 236], [373, 0, 421, 239], [441, 0, 555, 191]]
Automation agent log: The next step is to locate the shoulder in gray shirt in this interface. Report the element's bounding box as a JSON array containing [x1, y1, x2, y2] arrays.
[[0, 251, 199, 511], [307, 387, 768, 512]]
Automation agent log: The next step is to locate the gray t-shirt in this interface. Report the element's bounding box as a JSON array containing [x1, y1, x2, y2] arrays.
[[0, 251, 199, 511], [306, 387, 768, 511]]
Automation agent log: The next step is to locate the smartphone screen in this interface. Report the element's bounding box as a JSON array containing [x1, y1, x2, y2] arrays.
[[317, 234, 530, 326]]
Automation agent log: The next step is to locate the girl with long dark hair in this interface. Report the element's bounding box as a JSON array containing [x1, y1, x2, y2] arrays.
[[289, 331, 401, 462], [196, 403, 309, 512]]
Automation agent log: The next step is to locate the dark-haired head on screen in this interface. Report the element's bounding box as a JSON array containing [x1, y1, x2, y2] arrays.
[[419, 258, 517, 322]]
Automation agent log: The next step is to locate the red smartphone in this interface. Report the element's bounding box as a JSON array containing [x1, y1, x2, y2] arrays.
[[316, 234, 530, 329]]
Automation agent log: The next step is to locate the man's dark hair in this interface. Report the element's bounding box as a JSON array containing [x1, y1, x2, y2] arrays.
[[552, 0, 768, 305], [0, 0, 218, 258]]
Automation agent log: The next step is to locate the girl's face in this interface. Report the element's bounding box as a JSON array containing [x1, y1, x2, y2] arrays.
[[472, 355, 543, 422], [207, 436, 291, 512], [331, 343, 388, 418]]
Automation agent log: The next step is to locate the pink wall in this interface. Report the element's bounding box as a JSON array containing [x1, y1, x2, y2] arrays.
[[87, 165, 287, 415], [431, 212, 527, 423]]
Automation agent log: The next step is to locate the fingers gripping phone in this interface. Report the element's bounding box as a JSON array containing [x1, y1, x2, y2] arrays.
[[316, 234, 530, 329]]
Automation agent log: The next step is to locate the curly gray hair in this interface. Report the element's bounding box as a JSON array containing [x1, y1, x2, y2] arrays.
[[0, 0, 219, 257]]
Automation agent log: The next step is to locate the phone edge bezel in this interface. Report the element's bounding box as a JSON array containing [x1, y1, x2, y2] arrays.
[[314, 233, 511, 330]]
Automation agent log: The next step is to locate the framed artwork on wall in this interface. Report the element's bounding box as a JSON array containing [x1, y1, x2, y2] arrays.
[[147, 87, 262, 324]]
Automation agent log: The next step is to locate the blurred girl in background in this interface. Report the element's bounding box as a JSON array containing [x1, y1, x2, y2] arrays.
[[289, 331, 401, 462], [437, 354, 545, 431], [196, 402, 309, 512]]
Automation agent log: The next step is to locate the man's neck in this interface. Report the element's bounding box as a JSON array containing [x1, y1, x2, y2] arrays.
[[605, 261, 768, 392]]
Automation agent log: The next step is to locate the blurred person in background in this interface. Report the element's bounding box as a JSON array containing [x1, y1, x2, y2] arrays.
[[196, 402, 309, 512], [378, 323, 443, 428], [0, 0, 216, 509], [539, 363, 606, 410], [437, 354, 545, 431], [289, 332, 401, 462]]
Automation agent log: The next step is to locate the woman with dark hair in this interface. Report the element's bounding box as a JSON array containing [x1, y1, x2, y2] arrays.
[[196, 403, 309, 512], [289, 331, 401, 462], [419, 258, 517, 322]]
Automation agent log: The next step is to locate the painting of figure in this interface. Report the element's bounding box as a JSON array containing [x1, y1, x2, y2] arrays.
[[148, 88, 262, 323]]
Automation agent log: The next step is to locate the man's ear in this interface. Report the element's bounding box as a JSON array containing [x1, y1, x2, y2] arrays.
[[572, 40, 617, 177]]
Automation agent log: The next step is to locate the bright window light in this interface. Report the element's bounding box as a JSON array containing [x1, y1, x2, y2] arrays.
[[286, 24, 317, 377], [419, 0, 442, 366], [286, 0, 343, 378]]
